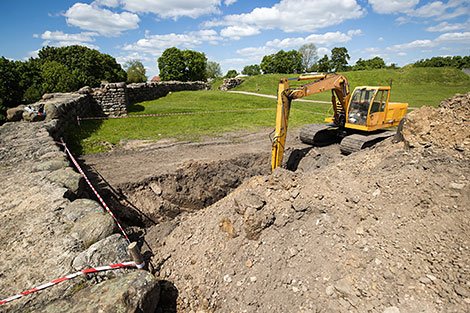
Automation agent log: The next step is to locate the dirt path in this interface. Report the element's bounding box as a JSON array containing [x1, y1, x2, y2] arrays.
[[80, 128, 303, 187]]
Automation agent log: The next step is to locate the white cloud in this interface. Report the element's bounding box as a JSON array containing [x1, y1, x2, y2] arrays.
[[36, 30, 100, 49], [368, 0, 419, 14], [205, 0, 365, 33], [224, 0, 237, 5], [397, 52, 407, 56], [123, 30, 222, 56], [64, 3, 140, 36], [378, 37, 384, 41], [40, 30, 98, 42], [435, 31, 470, 43], [317, 47, 330, 56], [93, 0, 120, 8], [266, 30, 361, 49], [220, 25, 260, 40], [120, 0, 221, 20], [388, 39, 434, 51], [426, 20, 470, 32]]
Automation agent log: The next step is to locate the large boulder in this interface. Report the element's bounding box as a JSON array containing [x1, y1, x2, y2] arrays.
[[219, 78, 244, 91], [35, 271, 160, 313], [6, 105, 25, 122], [71, 212, 117, 248]]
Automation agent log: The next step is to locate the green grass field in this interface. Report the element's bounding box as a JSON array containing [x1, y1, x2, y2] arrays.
[[69, 67, 470, 155], [68, 90, 327, 154]]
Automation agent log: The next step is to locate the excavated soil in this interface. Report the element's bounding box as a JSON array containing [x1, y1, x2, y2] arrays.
[[81, 93, 469, 313]]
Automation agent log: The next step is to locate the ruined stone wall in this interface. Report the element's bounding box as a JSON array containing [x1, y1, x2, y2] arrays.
[[127, 81, 210, 104], [90, 82, 128, 116]]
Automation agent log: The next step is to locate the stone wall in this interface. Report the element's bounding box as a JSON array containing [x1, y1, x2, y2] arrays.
[[6, 80, 212, 122], [127, 80, 210, 104], [90, 82, 128, 116]]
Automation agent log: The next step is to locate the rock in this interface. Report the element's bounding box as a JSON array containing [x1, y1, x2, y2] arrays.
[[46, 167, 84, 195], [71, 212, 117, 248], [326, 285, 335, 296], [77, 86, 92, 94], [32, 159, 69, 172], [454, 285, 470, 298], [36, 271, 160, 313], [334, 278, 355, 297], [235, 192, 265, 215], [223, 274, 232, 283], [42, 93, 54, 100], [292, 198, 310, 212], [149, 182, 162, 195], [383, 306, 400, 313], [44, 102, 60, 119], [72, 234, 129, 271], [62, 199, 104, 222], [6, 105, 25, 122], [449, 182, 465, 190]]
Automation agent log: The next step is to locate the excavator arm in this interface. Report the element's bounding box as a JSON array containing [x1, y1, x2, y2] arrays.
[[271, 74, 350, 171]]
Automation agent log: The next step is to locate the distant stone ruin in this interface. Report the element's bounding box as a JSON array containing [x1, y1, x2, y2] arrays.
[[218, 78, 244, 91], [6, 80, 211, 123]]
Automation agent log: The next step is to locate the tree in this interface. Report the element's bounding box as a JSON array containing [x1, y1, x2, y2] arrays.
[[125, 60, 147, 83], [37, 45, 126, 86], [299, 43, 318, 72], [206, 61, 222, 79], [330, 47, 350, 72], [225, 70, 238, 78], [242, 64, 261, 76], [260, 54, 276, 74], [317, 55, 331, 72], [158, 47, 207, 81], [353, 57, 386, 71], [414, 55, 470, 69], [40, 61, 80, 93], [260, 50, 302, 74]]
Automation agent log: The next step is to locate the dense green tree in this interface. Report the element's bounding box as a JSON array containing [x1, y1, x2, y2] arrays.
[[182, 49, 207, 81], [299, 43, 318, 72], [330, 47, 350, 72], [224, 69, 238, 78], [125, 60, 147, 83], [260, 54, 276, 74], [158, 47, 207, 81], [242, 64, 261, 76], [37, 45, 126, 86], [0, 57, 22, 108], [206, 61, 222, 79], [317, 55, 331, 72], [353, 56, 386, 71], [40, 61, 80, 93], [414, 55, 470, 69], [260, 50, 302, 74]]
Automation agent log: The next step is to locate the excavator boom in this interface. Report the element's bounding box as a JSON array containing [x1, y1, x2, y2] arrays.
[[271, 74, 350, 171]]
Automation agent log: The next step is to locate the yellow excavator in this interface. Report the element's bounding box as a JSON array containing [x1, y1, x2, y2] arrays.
[[271, 73, 408, 171]]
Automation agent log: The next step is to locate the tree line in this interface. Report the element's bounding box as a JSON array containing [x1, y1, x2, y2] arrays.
[[0, 45, 126, 121]]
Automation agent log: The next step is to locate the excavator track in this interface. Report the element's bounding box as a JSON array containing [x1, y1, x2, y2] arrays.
[[340, 130, 396, 155], [299, 123, 338, 146]]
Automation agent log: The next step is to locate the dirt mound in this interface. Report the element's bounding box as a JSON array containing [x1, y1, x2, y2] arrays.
[[147, 96, 470, 312], [400, 92, 470, 155]]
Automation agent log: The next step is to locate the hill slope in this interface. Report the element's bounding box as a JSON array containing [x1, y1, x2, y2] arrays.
[[227, 67, 470, 107]]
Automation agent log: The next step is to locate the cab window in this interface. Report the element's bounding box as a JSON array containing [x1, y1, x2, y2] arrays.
[[370, 90, 388, 114], [348, 88, 374, 125]]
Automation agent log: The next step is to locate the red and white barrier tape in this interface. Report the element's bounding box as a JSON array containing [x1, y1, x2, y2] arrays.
[[0, 261, 141, 305], [57, 141, 130, 244], [77, 108, 274, 121]]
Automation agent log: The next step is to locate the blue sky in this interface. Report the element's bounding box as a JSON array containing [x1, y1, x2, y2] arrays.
[[1, 0, 469, 79]]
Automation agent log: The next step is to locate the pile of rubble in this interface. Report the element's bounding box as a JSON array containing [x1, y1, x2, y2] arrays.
[[147, 94, 470, 312]]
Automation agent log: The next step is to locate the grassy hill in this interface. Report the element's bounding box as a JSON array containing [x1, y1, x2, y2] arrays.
[[224, 67, 470, 107]]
